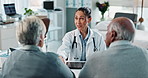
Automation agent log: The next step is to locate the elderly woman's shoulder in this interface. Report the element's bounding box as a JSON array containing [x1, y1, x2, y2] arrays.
[[45, 52, 63, 62], [45, 52, 58, 57]]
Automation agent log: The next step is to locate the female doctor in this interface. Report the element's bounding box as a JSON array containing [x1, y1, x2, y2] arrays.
[[57, 7, 106, 62]]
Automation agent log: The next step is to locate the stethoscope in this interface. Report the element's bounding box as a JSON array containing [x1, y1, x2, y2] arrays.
[[72, 35, 98, 59]]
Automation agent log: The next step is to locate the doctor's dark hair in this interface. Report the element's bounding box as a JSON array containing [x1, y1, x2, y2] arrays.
[[75, 7, 91, 18]]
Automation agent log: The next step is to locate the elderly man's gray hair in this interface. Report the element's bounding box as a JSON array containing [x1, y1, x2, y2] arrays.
[[17, 16, 46, 45], [109, 17, 135, 42]]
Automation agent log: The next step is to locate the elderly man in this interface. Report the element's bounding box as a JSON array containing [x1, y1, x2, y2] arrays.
[[79, 17, 148, 78], [2, 16, 74, 78]]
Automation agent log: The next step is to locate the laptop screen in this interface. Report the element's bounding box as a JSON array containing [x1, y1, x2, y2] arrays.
[[43, 1, 54, 10], [4, 3, 16, 16]]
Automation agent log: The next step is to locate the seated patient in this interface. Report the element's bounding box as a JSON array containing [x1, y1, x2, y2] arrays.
[[79, 17, 148, 78], [2, 16, 74, 78]]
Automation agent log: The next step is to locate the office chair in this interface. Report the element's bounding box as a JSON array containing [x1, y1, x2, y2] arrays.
[[41, 18, 50, 51], [114, 12, 137, 26], [41, 18, 50, 37]]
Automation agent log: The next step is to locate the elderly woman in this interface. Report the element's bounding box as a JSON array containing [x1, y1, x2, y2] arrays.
[[2, 16, 74, 78]]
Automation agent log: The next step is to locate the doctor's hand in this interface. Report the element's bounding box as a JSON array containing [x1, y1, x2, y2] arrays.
[[59, 56, 65, 63]]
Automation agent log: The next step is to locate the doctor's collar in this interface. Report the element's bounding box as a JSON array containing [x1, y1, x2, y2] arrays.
[[79, 28, 90, 40], [76, 26, 90, 35]]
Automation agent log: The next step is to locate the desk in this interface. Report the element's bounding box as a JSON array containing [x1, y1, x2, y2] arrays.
[[0, 51, 8, 69], [0, 51, 8, 78], [133, 30, 148, 49], [0, 23, 18, 50], [97, 30, 148, 49]]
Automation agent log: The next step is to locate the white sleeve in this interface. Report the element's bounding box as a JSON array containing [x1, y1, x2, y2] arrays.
[[92, 29, 106, 51], [99, 35, 106, 51], [57, 32, 73, 59]]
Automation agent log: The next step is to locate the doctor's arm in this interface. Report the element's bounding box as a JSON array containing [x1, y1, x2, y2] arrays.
[[57, 32, 73, 61], [58, 56, 65, 63]]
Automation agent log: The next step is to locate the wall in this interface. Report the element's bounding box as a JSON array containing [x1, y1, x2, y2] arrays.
[[54, 0, 66, 40], [66, 8, 77, 32], [65, 0, 99, 31], [138, 8, 148, 31]]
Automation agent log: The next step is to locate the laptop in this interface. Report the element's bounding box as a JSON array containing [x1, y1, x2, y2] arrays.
[[43, 1, 54, 10], [4, 3, 17, 16], [4, 3, 21, 20]]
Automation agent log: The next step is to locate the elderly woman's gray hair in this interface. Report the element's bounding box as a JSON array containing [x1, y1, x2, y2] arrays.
[[109, 17, 135, 42], [17, 16, 46, 45]]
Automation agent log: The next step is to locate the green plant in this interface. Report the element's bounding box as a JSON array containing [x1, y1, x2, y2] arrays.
[[24, 8, 38, 16]]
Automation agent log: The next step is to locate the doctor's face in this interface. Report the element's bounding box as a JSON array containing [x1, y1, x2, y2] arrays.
[[74, 11, 91, 31]]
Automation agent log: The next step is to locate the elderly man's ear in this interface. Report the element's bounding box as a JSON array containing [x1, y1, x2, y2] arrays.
[[38, 34, 44, 47], [105, 30, 117, 47], [110, 30, 117, 42]]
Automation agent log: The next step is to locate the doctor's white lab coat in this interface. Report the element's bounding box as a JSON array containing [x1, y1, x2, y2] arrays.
[[57, 28, 106, 61]]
